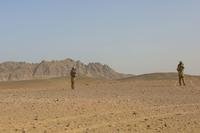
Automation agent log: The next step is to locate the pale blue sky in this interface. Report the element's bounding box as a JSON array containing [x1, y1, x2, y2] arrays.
[[0, 0, 200, 74]]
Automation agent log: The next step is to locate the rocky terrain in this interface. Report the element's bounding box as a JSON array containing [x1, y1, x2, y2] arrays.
[[0, 75, 200, 133], [0, 59, 128, 81]]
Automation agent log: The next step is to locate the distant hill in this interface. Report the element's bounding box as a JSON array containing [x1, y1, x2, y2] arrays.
[[121, 72, 199, 80], [135, 73, 179, 80], [0, 58, 130, 81]]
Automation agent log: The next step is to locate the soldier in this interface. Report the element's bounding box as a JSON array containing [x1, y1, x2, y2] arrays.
[[70, 67, 77, 89], [177, 61, 186, 86]]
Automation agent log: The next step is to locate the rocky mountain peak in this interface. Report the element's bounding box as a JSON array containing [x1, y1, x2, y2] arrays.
[[0, 59, 128, 81]]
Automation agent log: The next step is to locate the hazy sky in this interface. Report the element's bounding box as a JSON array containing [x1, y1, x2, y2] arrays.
[[0, 0, 200, 75]]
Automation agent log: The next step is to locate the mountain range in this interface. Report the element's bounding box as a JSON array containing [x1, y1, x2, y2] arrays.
[[0, 58, 129, 81]]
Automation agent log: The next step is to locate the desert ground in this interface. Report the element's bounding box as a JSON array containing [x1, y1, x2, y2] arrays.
[[0, 75, 200, 133]]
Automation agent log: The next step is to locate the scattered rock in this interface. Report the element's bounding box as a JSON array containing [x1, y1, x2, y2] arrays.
[[132, 111, 137, 116], [127, 124, 131, 127], [78, 125, 82, 128], [34, 115, 38, 121], [128, 128, 131, 131], [147, 125, 150, 128], [55, 98, 59, 102], [21, 128, 26, 133], [164, 123, 167, 127], [66, 123, 70, 127], [85, 128, 90, 132]]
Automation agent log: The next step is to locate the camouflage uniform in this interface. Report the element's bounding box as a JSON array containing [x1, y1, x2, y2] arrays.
[[177, 62, 186, 86], [70, 67, 76, 89]]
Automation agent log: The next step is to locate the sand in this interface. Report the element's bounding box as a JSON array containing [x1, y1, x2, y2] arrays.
[[0, 77, 200, 133]]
